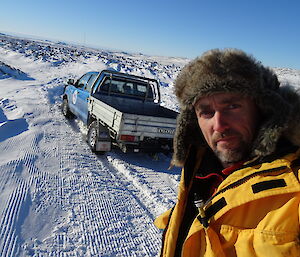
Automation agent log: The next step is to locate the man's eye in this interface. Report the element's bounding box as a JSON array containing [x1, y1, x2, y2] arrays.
[[228, 104, 241, 110], [199, 111, 214, 118]]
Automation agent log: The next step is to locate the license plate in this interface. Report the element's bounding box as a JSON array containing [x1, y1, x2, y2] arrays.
[[158, 128, 175, 134]]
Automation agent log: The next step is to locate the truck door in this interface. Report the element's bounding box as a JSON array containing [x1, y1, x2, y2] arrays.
[[77, 73, 98, 124], [70, 73, 91, 120]]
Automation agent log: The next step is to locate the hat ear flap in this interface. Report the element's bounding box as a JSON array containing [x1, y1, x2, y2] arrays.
[[281, 86, 300, 147], [171, 108, 204, 166], [252, 89, 291, 157]]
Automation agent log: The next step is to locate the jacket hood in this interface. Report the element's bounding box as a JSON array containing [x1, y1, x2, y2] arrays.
[[171, 49, 300, 166]]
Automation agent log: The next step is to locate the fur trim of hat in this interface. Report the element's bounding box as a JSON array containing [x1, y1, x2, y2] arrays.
[[172, 48, 300, 166]]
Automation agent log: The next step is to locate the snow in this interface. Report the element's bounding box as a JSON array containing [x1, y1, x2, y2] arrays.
[[0, 33, 299, 257]]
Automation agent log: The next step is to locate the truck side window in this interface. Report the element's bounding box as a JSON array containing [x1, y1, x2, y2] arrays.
[[147, 87, 154, 99], [77, 74, 91, 89], [135, 84, 154, 99], [100, 79, 110, 92], [123, 83, 133, 95], [135, 84, 146, 97], [94, 78, 113, 94], [101, 79, 123, 94], [85, 74, 97, 93]]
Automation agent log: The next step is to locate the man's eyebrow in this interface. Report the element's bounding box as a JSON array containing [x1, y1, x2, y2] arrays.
[[219, 96, 242, 104], [195, 96, 243, 110], [195, 104, 211, 110]]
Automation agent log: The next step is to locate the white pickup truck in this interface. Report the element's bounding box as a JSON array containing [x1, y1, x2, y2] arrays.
[[62, 69, 178, 154]]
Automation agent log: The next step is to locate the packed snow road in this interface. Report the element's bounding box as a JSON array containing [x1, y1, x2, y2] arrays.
[[0, 44, 181, 256]]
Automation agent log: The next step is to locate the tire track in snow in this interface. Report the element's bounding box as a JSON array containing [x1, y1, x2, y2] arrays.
[[105, 152, 179, 216], [18, 95, 163, 256], [103, 153, 178, 217], [0, 180, 30, 257], [0, 127, 46, 256], [91, 155, 170, 256], [0, 76, 64, 256], [57, 146, 162, 256]]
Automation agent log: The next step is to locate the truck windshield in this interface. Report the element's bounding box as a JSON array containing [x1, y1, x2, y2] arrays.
[[95, 77, 154, 100]]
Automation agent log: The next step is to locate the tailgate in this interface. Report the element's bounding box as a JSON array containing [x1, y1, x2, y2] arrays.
[[120, 113, 176, 138]]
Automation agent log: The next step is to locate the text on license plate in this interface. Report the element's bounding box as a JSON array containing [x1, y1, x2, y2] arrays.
[[158, 128, 175, 134]]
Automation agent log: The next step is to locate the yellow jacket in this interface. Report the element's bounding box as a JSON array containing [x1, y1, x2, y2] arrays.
[[155, 148, 300, 257]]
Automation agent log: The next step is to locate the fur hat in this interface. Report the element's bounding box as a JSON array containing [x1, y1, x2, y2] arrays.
[[172, 48, 300, 166]]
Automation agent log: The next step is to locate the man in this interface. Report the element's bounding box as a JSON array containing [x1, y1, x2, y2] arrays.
[[155, 49, 300, 257]]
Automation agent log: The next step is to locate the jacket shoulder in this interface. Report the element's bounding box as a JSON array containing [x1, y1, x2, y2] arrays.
[[154, 207, 174, 230], [291, 148, 300, 181]]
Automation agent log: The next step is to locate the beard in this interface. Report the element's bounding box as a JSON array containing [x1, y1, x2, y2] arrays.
[[214, 143, 249, 166], [212, 131, 251, 166]]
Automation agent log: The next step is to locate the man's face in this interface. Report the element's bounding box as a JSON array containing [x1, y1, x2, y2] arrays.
[[194, 93, 259, 167]]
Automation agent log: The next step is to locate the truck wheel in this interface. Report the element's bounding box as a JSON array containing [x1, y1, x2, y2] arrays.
[[87, 121, 106, 155], [62, 98, 74, 118], [87, 121, 98, 152]]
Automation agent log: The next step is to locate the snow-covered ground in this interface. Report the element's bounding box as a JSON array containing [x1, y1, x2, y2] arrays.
[[0, 34, 299, 257]]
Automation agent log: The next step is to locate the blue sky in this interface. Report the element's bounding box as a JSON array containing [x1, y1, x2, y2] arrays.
[[1, 0, 300, 69]]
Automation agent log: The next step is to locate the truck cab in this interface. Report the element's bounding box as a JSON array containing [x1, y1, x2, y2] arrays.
[[63, 71, 99, 124]]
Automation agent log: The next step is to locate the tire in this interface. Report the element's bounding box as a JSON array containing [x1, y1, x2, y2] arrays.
[[87, 121, 100, 153], [62, 98, 74, 119], [87, 121, 108, 155]]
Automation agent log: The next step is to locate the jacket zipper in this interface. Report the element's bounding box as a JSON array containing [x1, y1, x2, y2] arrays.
[[194, 195, 208, 227], [195, 165, 287, 227]]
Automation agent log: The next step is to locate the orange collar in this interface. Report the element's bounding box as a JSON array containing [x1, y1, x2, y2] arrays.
[[221, 161, 244, 176]]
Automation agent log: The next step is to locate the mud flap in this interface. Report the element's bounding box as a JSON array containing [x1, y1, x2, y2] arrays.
[[96, 125, 111, 152], [96, 140, 111, 152]]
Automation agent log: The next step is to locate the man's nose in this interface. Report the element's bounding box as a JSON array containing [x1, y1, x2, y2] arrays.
[[213, 111, 229, 132]]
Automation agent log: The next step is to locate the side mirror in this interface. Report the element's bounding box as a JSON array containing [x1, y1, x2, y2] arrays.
[[68, 79, 75, 85]]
